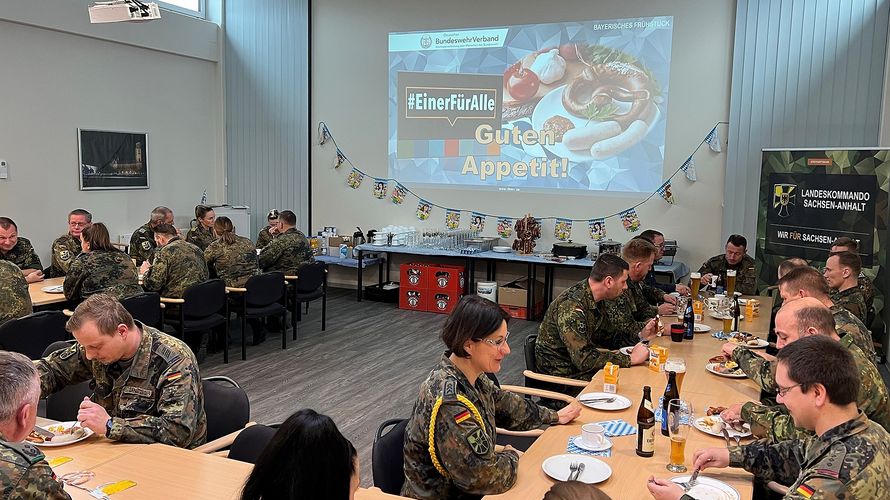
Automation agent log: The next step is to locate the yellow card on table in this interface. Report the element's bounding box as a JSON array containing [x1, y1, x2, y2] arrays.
[[100, 480, 137, 495], [47, 456, 72, 467]]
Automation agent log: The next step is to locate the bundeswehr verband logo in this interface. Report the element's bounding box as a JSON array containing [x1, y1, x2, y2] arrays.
[[773, 184, 796, 218]]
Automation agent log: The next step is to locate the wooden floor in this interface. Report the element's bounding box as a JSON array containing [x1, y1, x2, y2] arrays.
[[200, 287, 540, 487]]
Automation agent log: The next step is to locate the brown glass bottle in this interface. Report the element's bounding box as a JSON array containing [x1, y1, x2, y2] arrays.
[[636, 386, 656, 457], [661, 371, 679, 436]]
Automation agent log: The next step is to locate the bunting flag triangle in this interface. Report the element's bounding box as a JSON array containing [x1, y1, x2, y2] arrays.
[[346, 168, 364, 189], [416, 200, 432, 220], [470, 212, 485, 231], [620, 208, 641, 232], [391, 183, 407, 204], [372, 179, 388, 199], [496, 217, 514, 238], [681, 156, 697, 181], [706, 127, 722, 153], [335, 149, 346, 169], [554, 219, 572, 241], [445, 209, 461, 229], [588, 218, 606, 241], [658, 181, 675, 204], [319, 124, 330, 146]]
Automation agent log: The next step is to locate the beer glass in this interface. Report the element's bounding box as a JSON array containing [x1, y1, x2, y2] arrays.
[[676, 295, 687, 320], [664, 358, 686, 391], [726, 269, 737, 296], [667, 399, 692, 472], [690, 272, 701, 299]]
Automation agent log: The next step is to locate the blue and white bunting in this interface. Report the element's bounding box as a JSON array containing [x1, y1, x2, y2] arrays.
[[681, 157, 697, 181], [657, 181, 674, 204], [706, 127, 722, 153]]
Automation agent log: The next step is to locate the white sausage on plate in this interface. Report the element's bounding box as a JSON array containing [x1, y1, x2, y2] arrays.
[[561, 120, 621, 150], [590, 119, 648, 160]]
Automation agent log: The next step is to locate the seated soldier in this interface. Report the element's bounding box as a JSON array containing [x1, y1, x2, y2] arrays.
[[129, 206, 174, 266], [257, 210, 313, 275], [0, 217, 43, 283], [50, 209, 91, 277], [255, 209, 280, 250], [637, 229, 689, 295], [535, 254, 655, 397], [140, 224, 208, 299], [0, 260, 32, 326], [824, 251, 867, 323], [35, 294, 207, 448], [699, 234, 756, 295], [830, 237, 876, 312], [648, 335, 890, 500], [0, 351, 71, 499]]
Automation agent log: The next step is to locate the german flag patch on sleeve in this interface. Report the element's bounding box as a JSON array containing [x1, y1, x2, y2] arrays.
[[165, 371, 183, 382], [454, 410, 470, 424], [795, 483, 814, 498]]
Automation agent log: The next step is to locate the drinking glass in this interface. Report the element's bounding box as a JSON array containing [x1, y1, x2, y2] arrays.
[[663, 358, 687, 392], [667, 399, 692, 472]]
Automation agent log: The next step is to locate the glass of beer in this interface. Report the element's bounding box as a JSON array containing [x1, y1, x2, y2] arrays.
[[667, 399, 693, 472], [690, 272, 701, 299], [726, 269, 737, 296], [664, 358, 686, 391]]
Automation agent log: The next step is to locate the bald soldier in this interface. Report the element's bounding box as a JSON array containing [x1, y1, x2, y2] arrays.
[[0, 351, 71, 499], [49, 209, 92, 277], [648, 335, 890, 500], [35, 294, 206, 448], [129, 206, 174, 266], [0, 260, 32, 326], [719, 298, 890, 443]]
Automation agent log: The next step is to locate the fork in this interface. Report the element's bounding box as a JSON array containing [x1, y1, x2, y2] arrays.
[[573, 462, 585, 481], [676, 467, 702, 491], [567, 462, 579, 481], [579, 396, 616, 404]]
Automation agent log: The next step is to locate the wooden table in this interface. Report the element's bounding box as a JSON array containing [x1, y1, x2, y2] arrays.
[[29, 277, 67, 306], [485, 296, 773, 499]]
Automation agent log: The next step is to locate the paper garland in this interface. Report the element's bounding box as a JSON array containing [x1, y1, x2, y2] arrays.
[[706, 127, 722, 153], [391, 184, 407, 204], [620, 209, 641, 232], [346, 169, 364, 189], [470, 212, 485, 232], [554, 219, 572, 241], [658, 181, 674, 204], [335, 149, 346, 169], [445, 210, 461, 229], [682, 157, 696, 181], [372, 179, 388, 199], [588, 219, 607, 241], [416, 200, 432, 220], [497, 217, 514, 238]]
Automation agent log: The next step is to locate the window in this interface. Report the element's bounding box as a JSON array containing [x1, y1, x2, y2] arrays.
[[157, 0, 204, 18]]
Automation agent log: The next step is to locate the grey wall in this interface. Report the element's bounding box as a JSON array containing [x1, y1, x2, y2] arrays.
[[224, 0, 310, 237], [726, 0, 890, 244]]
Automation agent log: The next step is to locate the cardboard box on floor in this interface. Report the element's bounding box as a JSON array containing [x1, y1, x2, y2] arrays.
[[498, 277, 545, 308]]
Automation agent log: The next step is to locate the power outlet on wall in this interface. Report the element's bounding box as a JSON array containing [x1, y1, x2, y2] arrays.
[[0, 160, 7, 179]]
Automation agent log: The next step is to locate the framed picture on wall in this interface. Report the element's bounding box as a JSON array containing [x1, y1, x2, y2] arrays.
[[78, 129, 149, 190]]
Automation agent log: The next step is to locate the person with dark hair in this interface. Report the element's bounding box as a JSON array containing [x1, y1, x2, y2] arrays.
[[699, 234, 756, 295], [718, 298, 889, 443], [535, 254, 656, 398], [824, 252, 867, 322], [830, 238, 877, 310], [129, 206, 174, 265], [240, 409, 359, 500], [774, 266, 875, 363], [544, 481, 612, 500], [0, 217, 43, 283], [0, 260, 32, 325], [50, 208, 92, 277], [36, 294, 206, 448], [638, 229, 690, 295], [257, 209, 313, 275], [185, 205, 217, 251], [648, 334, 890, 500], [63, 222, 142, 301], [0, 351, 72, 499], [204, 216, 259, 288], [403, 295, 580, 499], [255, 209, 280, 250]]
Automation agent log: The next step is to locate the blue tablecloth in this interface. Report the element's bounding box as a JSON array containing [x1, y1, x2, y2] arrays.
[[316, 254, 384, 269]]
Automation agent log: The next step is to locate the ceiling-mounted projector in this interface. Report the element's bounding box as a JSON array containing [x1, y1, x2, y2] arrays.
[[89, 1, 161, 23]]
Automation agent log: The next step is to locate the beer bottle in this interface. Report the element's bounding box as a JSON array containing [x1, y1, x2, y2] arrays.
[[731, 292, 741, 333], [683, 297, 695, 340], [661, 371, 679, 436], [636, 386, 656, 457]]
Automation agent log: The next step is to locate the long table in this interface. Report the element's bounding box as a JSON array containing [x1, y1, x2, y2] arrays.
[[484, 296, 773, 499], [29, 277, 67, 307]]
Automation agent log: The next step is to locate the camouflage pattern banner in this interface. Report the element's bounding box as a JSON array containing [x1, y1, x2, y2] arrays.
[[756, 149, 887, 339]]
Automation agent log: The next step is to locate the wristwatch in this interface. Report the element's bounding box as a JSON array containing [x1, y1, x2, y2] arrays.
[[105, 418, 113, 437]]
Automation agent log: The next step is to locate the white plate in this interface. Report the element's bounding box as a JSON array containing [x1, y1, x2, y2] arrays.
[[694, 324, 712, 333], [705, 363, 747, 379], [572, 435, 613, 452], [492, 246, 512, 253], [578, 392, 632, 411], [41, 285, 64, 294], [542, 454, 612, 484], [31, 421, 94, 447], [708, 311, 744, 320], [692, 416, 752, 438], [618, 346, 634, 355], [670, 475, 741, 500]]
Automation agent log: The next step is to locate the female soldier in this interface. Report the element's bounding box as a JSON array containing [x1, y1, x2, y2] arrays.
[[204, 216, 259, 288], [185, 205, 217, 251], [64, 223, 142, 301], [402, 295, 581, 499], [255, 209, 279, 249]]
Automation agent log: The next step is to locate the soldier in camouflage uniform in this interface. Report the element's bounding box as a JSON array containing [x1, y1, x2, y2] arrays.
[[824, 252, 868, 322], [777, 266, 876, 362], [49, 209, 92, 277], [62, 222, 142, 302], [204, 217, 259, 288], [129, 206, 174, 265], [0, 217, 43, 283], [536, 255, 654, 397], [255, 209, 279, 250], [0, 260, 32, 326], [36, 294, 207, 448], [184, 205, 217, 251], [699, 234, 757, 295], [402, 296, 579, 500], [830, 287, 867, 323], [141, 224, 208, 298], [829, 237, 878, 311], [0, 351, 71, 500], [257, 210, 312, 275]]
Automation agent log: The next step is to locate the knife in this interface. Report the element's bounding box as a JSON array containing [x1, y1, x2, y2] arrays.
[[720, 427, 733, 448]]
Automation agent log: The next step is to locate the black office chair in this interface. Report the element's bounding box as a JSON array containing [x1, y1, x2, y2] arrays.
[[229, 272, 288, 360], [286, 261, 328, 340], [41, 340, 92, 422], [120, 292, 162, 329], [228, 424, 279, 464], [201, 376, 250, 443], [163, 279, 229, 363], [372, 418, 408, 494], [0, 311, 70, 360]]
